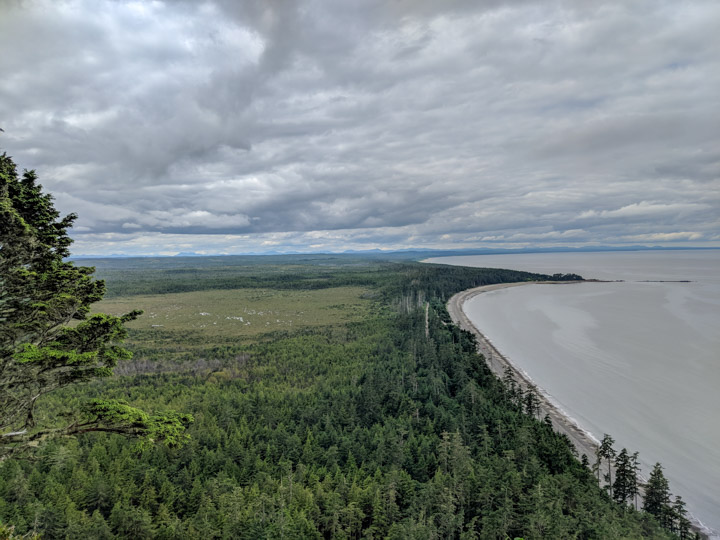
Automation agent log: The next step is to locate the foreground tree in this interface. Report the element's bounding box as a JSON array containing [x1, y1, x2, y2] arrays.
[[0, 153, 191, 460]]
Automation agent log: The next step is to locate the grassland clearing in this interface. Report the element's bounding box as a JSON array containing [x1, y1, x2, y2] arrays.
[[93, 286, 372, 339]]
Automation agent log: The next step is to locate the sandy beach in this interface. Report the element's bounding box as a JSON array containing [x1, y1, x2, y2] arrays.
[[448, 282, 602, 463], [448, 280, 713, 539]]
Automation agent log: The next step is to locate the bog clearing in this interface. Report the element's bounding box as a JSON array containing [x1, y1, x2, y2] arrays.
[[94, 286, 372, 337]]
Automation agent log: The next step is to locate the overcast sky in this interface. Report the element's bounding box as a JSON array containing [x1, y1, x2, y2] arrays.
[[1, 0, 719, 255]]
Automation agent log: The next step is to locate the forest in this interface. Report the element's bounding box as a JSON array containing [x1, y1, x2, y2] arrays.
[[1, 153, 696, 538]]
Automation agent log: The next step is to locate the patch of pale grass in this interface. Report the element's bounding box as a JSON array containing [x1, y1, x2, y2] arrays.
[[92, 286, 371, 338]]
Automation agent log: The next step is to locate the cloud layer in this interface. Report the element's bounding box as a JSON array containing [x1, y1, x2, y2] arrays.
[[1, 0, 718, 255]]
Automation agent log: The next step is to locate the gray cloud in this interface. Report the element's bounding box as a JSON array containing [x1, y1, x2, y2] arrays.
[[0, 0, 718, 255]]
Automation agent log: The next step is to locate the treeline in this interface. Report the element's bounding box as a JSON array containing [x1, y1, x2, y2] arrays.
[[383, 263, 546, 302], [97, 264, 389, 298], [499, 379, 696, 538], [592, 434, 694, 538], [93, 256, 555, 299], [0, 262, 685, 538]]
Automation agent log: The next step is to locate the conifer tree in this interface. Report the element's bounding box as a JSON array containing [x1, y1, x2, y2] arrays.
[[595, 433, 616, 495], [612, 447, 640, 507], [612, 448, 631, 504], [628, 451, 641, 510], [0, 152, 191, 460], [671, 496, 692, 539], [643, 463, 671, 527], [523, 383, 541, 418]]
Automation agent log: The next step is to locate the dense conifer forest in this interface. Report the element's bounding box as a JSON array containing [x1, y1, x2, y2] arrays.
[[0, 253, 685, 538]]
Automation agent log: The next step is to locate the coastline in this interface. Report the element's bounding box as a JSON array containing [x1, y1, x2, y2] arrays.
[[447, 280, 713, 539], [447, 281, 600, 462]]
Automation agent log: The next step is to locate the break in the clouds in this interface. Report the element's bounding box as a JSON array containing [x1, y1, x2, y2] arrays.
[[1, 0, 719, 255]]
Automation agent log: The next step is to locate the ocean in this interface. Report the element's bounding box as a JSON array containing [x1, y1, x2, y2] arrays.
[[426, 250, 720, 536]]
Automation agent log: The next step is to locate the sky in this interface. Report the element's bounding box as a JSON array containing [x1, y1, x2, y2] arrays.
[[1, 0, 719, 256]]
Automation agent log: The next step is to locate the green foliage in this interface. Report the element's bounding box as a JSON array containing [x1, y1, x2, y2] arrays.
[[0, 520, 40, 540], [596, 433, 616, 496], [644, 463, 672, 525], [86, 253, 550, 301], [0, 257, 676, 538], [73, 399, 193, 450], [0, 153, 189, 461], [613, 448, 640, 508]]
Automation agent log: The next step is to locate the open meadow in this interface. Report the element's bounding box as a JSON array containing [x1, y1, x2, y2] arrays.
[[94, 286, 372, 337]]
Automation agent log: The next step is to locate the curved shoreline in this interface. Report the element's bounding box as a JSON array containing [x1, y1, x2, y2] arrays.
[[447, 280, 712, 539], [447, 281, 600, 461]]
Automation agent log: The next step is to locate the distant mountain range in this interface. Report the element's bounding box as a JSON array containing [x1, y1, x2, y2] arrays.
[[71, 245, 719, 260]]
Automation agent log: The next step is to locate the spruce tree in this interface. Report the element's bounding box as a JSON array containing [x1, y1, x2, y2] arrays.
[[671, 496, 692, 539], [643, 463, 671, 526], [612, 448, 631, 504], [595, 433, 616, 495], [628, 451, 641, 510], [523, 383, 541, 418]]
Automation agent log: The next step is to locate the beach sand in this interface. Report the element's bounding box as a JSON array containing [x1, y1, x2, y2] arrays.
[[447, 281, 712, 539], [449, 282, 603, 463]]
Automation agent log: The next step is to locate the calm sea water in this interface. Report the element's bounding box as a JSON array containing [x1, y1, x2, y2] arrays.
[[426, 250, 720, 536]]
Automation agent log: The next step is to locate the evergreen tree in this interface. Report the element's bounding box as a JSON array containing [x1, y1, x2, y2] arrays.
[[523, 383, 541, 418], [671, 496, 692, 539], [612, 448, 634, 505], [628, 451, 641, 510], [595, 434, 616, 496], [109, 501, 155, 539], [502, 367, 516, 400], [643, 463, 671, 527], [0, 153, 191, 460]]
